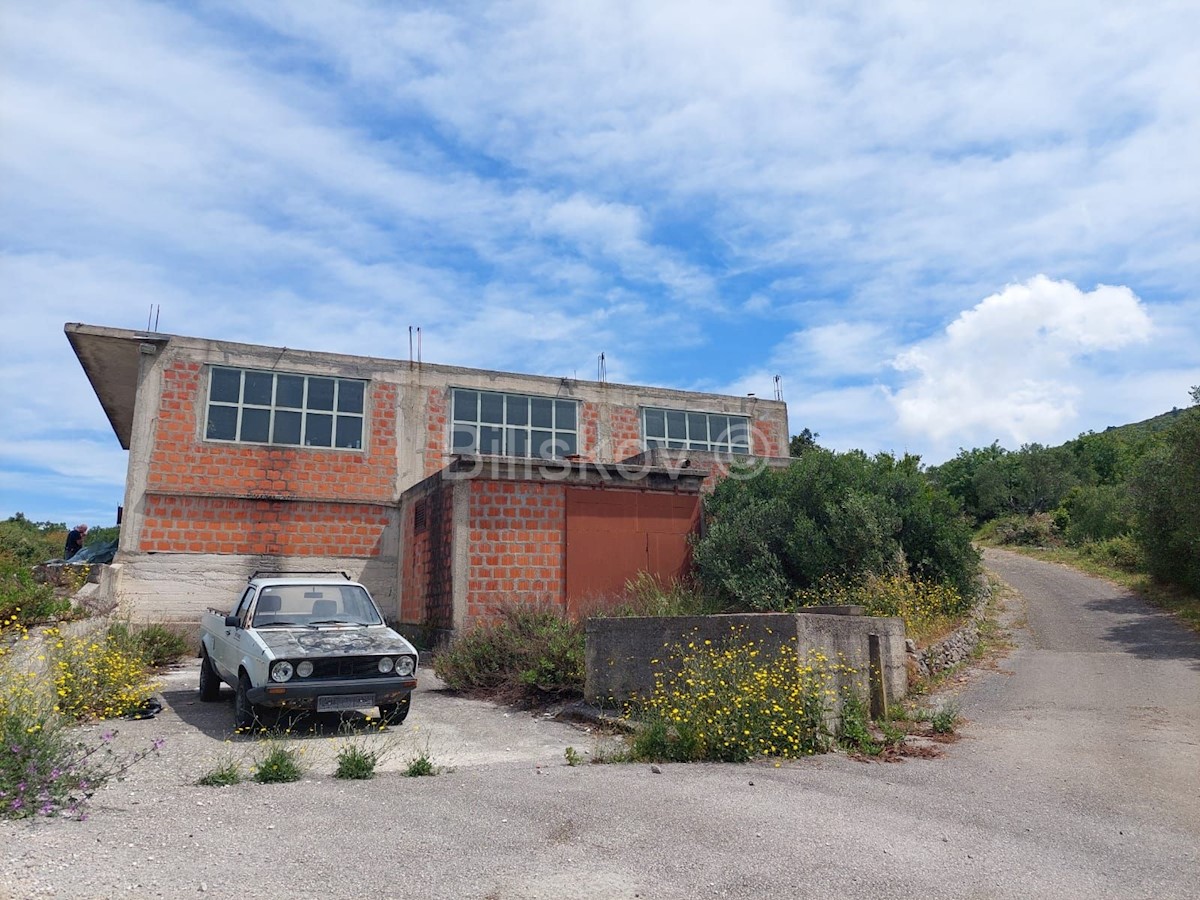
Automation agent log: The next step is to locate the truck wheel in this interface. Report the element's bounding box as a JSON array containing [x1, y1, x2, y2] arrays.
[[235, 673, 258, 730], [379, 696, 411, 726], [199, 651, 221, 702]]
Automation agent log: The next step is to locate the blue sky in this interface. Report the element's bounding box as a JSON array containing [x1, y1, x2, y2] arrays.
[[2, 0, 1198, 527]]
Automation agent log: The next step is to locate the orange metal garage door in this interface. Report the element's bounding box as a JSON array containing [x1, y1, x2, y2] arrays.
[[565, 487, 700, 616]]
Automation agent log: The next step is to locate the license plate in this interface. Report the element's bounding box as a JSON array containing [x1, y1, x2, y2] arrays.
[[316, 693, 375, 712]]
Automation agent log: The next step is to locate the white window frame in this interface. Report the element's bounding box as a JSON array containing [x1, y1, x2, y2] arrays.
[[204, 366, 367, 451], [642, 407, 751, 454], [450, 388, 579, 460]]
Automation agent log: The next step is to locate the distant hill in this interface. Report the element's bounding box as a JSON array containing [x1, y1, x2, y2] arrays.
[[1100, 407, 1190, 438]]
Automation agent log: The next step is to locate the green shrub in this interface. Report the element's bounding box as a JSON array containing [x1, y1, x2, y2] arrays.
[[0, 555, 71, 625], [692, 449, 980, 610], [106, 622, 190, 667], [836, 693, 882, 756], [49, 625, 157, 721], [252, 743, 303, 784], [628, 631, 849, 763], [433, 607, 584, 702], [1079, 535, 1145, 572], [930, 703, 960, 735], [564, 746, 583, 767], [988, 513, 1061, 547], [595, 573, 723, 618]]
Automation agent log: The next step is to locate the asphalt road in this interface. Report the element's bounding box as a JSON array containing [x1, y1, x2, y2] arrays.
[[3, 549, 1198, 899]]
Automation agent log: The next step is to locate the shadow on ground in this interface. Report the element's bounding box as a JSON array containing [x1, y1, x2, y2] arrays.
[[162, 685, 398, 742], [1084, 593, 1200, 670]]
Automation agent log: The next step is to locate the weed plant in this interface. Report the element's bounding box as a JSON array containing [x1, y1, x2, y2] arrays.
[[403, 751, 438, 777], [433, 607, 584, 701], [252, 743, 303, 784], [563, 746, 583, 767], [335, 743, 379, 780], [836, 693, 883, 756], [0, 555, 71, 625], [196, 755, 243, 787], [2, 614, 164, 818], [106, 622, 190, 668], [48, 625, 158, 721], [930, 703, 961, 735], [629, 630, 852, 763]]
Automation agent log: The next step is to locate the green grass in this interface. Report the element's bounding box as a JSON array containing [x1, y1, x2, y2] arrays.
[[106, 622, 190, 667]]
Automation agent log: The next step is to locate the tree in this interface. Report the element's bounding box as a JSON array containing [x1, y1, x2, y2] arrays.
[[788, 428, 820, 457], [692, 448, 980, 609]]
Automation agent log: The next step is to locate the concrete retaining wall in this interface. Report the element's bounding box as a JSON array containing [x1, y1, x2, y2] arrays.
[[584, 611, 906, 708]]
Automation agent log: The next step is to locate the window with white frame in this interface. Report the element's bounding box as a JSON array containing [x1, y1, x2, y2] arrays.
[[451, 389, 578, 459], [642, 407, 751, 454], [205, 367, 366, 450]]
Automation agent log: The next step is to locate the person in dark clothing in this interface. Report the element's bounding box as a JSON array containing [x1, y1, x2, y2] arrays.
[[64, 524, 88, 559]]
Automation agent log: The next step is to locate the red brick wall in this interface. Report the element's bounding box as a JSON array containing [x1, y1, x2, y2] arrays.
[[466, 480, 566, 625], [147, 360, 398, 503], [752, 417, 788, 458], [400, 481, 454, 628], [422, 387, 448, 477], [139, 494, 390, 556], [139, 359, 399, 555], [608, 405, 643, 461]]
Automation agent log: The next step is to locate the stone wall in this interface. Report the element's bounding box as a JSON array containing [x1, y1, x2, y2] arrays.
[[905, 577, 992, 679]]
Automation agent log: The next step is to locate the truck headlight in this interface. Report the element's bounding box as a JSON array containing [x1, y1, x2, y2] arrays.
[[296, 660, 314, 678], [395, 656, 415, 677], [377, 657, 395, 674], [270, 661, 295, 683]]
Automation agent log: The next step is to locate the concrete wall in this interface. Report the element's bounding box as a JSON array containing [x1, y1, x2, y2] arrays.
[[584, 612, 907, 708]]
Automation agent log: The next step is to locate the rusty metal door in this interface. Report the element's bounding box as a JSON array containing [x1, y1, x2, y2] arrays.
[[564, 488, 699, 615]]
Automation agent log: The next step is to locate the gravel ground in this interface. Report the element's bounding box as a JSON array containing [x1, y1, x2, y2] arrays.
[[3, 552, 1199, 899]]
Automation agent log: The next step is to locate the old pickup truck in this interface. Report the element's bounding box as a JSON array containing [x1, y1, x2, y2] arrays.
[[199, 572, 419, 729]]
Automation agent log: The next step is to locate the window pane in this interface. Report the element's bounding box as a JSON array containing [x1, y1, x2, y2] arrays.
[[644, 408, 665, 438], [335, 416, 362, 449], [555, 400, 576, 431], [558, 432, 578, 456], [480, 392, 504, 424], [666, 410, 686, 440], [687, 413, 709, 443], [306, 413, 333, 446], [506, 395, 528, 425], [532, 429, 554, 459], [531, 397, 553, 428], [507, 427, 527, 457], [479, 425, 503, 455], [667, 439, 686, 449], [207, 405, 237, 440], [308, 378, 335, 411], [241, 408, 271, 443], [243, 371, 274, 406], [337, 380, 364, 414], [452, 424, 476, 453], [276, 375, 304, 409], [708, 415, 729, 446], [645, 437, 665, 449], [210, 368, 241, 403], [453, 390, 478, 421], [729, 419, 749, 446], [273, 410, 302, 445]]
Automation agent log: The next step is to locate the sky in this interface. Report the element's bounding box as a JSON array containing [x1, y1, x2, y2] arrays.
[[2, 0, 1198, 527]]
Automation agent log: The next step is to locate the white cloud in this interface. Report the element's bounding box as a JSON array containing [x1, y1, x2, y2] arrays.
[[890, 276, 1154, 447]]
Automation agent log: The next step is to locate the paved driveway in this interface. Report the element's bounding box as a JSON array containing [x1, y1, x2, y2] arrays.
[[3, 550, 1199, 899]]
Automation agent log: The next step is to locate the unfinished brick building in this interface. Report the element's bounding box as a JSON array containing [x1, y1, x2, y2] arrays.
[[67, 323, 790, 635]]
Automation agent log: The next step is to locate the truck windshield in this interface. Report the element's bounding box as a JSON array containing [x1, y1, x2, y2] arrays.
[[251, 584, 384, 627]]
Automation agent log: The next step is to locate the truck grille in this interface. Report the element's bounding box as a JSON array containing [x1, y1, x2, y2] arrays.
[[306, 657, 393, 679]]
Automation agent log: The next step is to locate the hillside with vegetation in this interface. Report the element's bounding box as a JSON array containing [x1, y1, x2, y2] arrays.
[[926, 387, 1200, 625]]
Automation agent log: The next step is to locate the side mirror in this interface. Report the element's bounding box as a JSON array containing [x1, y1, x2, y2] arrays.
[[224, 615, 241, 628]]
